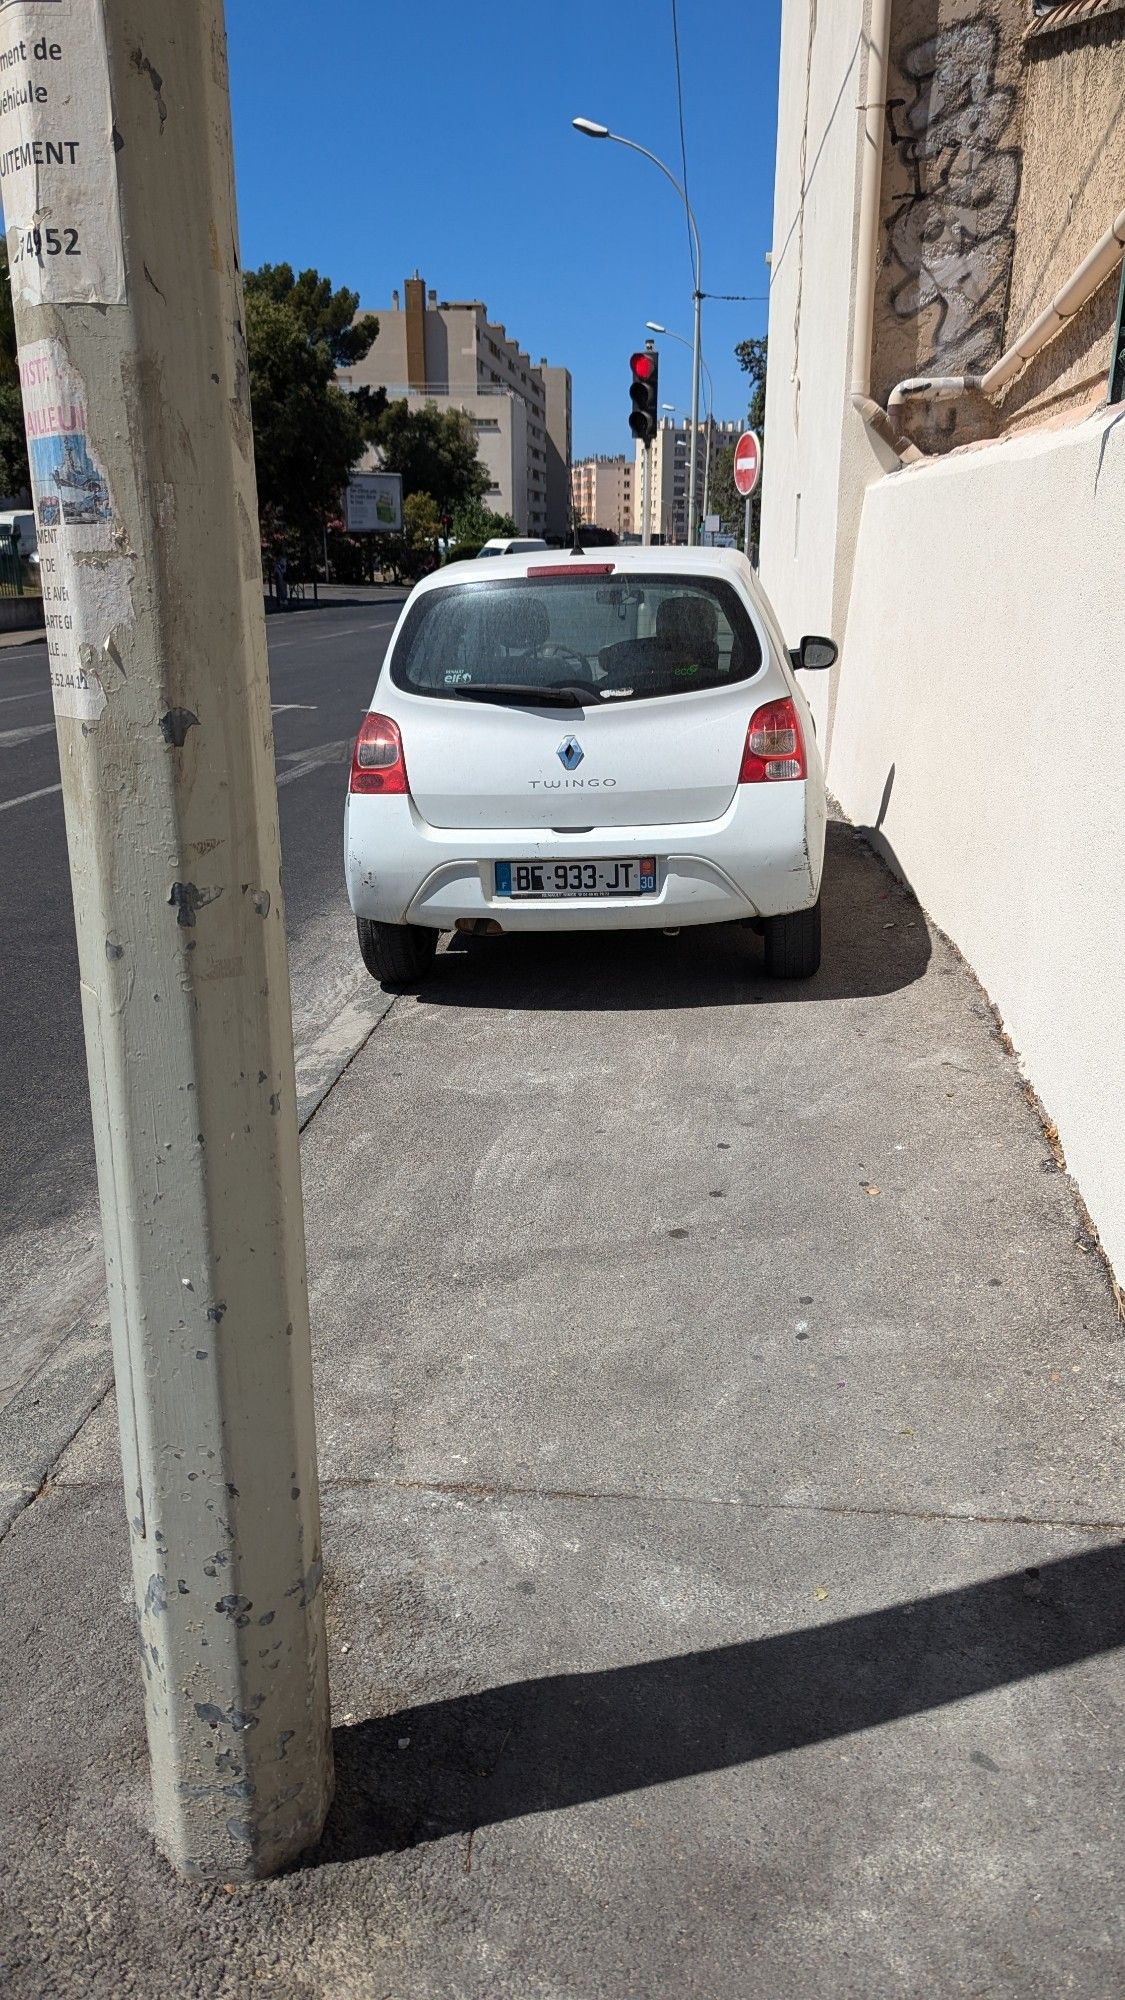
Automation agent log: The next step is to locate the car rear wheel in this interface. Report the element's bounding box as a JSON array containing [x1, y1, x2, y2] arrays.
[[762, 898, 821, 980], [357, 918, 439, 989]]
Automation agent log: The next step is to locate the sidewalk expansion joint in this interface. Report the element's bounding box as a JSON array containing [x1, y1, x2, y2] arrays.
[[32, 1472, 1125, 1534], [324, 1474, 1125, 1534]]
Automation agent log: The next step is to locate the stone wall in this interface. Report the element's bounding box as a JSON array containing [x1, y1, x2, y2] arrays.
[[871, 0, 1125, 442], [872, 0, 1027, 408], [998, 8, 1125, 428]]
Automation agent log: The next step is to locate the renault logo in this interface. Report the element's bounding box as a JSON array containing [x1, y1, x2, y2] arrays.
[[557, 735, 584, 770]]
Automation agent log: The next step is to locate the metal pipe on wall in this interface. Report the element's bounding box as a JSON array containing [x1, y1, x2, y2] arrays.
[[887, 205, 1125, 419], [849, 0, 894, 415]]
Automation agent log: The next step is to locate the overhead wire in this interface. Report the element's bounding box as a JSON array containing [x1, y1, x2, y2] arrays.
[[670, 0, 697, 289]]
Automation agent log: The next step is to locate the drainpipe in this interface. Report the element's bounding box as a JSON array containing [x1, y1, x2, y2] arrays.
[[887, 204, 1125, 419], [849, 0, 922, 463]]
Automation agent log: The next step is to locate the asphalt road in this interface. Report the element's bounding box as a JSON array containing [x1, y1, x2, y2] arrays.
[[0, 594, 404, 1404]]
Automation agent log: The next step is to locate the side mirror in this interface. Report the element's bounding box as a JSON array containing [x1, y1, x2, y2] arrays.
[[790, 634, 838, 672]]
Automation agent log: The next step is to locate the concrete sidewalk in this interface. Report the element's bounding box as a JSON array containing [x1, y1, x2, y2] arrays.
[[2, 822, 1123, 1997]]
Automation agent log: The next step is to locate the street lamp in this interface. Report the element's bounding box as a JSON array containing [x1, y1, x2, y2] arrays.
[[573, 116, 704, 545], [647, 322, 715, 536]]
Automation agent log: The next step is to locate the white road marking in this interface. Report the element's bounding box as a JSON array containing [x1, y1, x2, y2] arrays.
[[268, 620, 394, 652], [271, 703, 318, 715], [0, 687, 47, 708], [0, 741, 348, 810], [275, 740, 351, 787], [0, 722, 55, 748], [0, 781, 61, 814]]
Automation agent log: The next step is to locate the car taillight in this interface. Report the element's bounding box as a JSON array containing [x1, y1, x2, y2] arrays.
[[739, 696, 807, 783], [350, 712, 409, 794]]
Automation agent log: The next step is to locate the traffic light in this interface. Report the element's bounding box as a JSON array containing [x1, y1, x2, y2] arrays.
[[629, 348, 659, 444]]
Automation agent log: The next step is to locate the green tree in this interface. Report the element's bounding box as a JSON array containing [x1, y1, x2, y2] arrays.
[[404, 491, 443, 551], [245, 263, 379, 369], [450, 498, 517, 547], [735, 336, 768, 433], [0, 247, 29, 499], [710, 336, 769, 545], [243, 262, 383, 568], [376, 400, 489, 517]]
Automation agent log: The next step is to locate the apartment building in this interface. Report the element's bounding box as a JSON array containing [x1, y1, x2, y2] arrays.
[[571, 454, 634, 536], [632, 418, 744, 542], [338, 274, 571, 537]]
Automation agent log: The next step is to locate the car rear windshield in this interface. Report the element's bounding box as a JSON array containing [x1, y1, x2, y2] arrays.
[[388, 574, 764, 704]]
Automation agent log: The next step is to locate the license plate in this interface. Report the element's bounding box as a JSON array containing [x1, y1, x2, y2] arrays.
[[495, 858, 657, 899]]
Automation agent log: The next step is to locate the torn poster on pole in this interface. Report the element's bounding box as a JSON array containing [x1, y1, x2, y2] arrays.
[[0, 0, 127, 306], [20, 335, 132, 720]]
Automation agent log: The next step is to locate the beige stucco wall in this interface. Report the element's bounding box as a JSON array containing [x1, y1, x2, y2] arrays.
[[828, 407, 1125, 1271], [761, 0, 891, 745], [763, 0, 1125, 1272]]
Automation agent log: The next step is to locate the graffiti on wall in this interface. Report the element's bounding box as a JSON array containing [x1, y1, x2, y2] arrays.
[[887, 18, 1022, 373]]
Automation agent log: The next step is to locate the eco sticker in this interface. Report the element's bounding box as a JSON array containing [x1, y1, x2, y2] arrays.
[[0, 0, 126, 306], [20, 336, 132, 720]]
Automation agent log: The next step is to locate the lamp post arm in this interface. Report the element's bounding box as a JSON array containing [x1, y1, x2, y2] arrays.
[[603, 124, 703, 543], [651, 329, 713, 419], [607, 132, 702, 295]]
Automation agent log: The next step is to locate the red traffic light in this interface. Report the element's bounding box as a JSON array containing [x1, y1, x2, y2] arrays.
[[629, 346, 659, 444]]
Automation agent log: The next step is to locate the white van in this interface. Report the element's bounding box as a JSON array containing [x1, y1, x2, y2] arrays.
[[477, 536, 548, 558]]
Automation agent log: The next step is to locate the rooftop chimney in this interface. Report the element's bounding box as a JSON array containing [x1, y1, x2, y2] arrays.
[[404, 277, 426, 391]]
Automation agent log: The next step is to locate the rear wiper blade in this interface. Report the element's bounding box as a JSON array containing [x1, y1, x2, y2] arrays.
[[449, 682, 588, 708]]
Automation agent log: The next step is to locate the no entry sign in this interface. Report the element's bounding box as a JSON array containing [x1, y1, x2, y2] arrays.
[[733, 430, 761, 497]]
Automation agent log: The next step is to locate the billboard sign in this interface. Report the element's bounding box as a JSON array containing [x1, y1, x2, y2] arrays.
[[345, 472, 403, 534]]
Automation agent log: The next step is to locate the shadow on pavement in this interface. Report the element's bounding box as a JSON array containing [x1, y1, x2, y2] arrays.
[[319, 1541, 1125, 1864], [416, 821, 931, 1011]]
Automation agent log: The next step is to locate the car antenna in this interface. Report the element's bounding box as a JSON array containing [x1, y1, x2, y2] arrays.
[[569, 520, 585, 556]]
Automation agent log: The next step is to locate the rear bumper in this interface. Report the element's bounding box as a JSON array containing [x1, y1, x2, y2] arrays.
[[345, 785, 825, 932]]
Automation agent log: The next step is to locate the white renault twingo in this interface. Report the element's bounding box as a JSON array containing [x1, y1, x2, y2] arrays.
[[344, 547, 835, 987]]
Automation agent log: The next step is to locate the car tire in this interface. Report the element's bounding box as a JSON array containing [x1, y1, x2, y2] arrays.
[[357, 918, 439, 989], [762, 898, 821, 980]]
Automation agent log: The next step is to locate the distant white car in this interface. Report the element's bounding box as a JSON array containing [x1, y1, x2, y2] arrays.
[[344, 547, 836, 986], [476, 536, 549, 557]]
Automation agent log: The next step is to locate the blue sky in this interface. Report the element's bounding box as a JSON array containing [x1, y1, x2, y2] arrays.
[[227, 1, 781, 460]]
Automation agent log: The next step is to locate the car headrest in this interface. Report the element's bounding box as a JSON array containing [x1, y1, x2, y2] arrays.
[[656, 595, 719, 650], [473, 593, 550, 653]]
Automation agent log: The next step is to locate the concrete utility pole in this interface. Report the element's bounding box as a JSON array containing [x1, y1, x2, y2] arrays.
[[2, 1, 331, 1877]]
